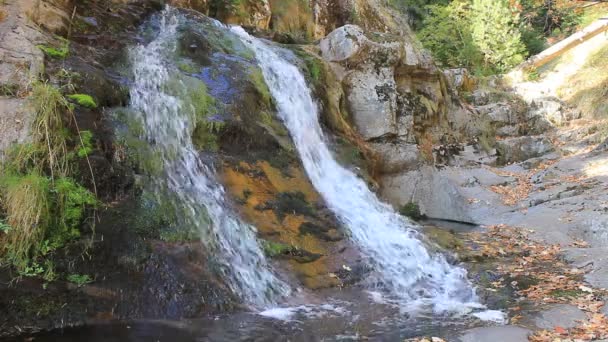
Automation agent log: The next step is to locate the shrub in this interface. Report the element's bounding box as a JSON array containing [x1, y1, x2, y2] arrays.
[[470, 0, 526, 72]]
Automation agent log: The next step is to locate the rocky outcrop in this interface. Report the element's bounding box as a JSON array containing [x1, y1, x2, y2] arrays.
[[0, 0, 45, 154], [319, 24, 460, 145]]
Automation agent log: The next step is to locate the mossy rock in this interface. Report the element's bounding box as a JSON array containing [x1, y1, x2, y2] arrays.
[[261, 239, 322, 263]]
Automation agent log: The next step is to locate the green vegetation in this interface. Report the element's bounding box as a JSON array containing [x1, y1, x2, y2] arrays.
[[249, 68, 272, 106], [273, 191, 315, 220], [397, 0, 599, 74], [37, 44, 69, 59], [0, 83, 19, 96], [470, 0, 526, 72], [0, 83, 97, 273], [77, 130, 94, 158], [399, 202, 424, 220], [261, 240, 294, 257], [0, 219, 10, 233], [67, 94, 98, 109], [524, 67, 540, 81], [67, 273, 93, 286], [178, 61, 199, 74]]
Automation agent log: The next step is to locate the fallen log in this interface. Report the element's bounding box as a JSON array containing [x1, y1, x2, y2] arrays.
[[523, 19, 608, 69]]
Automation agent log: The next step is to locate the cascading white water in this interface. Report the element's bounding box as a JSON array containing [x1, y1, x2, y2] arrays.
[[233, 28, 486, 314], [128, 8, 289, 307]]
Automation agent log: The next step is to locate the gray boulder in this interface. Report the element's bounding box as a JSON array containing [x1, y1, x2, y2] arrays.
[[496, 136, 554, 164]]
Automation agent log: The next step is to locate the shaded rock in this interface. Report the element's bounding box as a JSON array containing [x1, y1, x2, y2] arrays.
[[444, 68, 475, 93], [534, 304, 586, 330], [564, 247, 608, 289], [380, 166, 474, 223], [458, 326, 532, 342], [369, 142, 421, 174], [496, 136, 554, 164]]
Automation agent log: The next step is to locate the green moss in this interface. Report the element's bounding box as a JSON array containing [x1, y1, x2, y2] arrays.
[[550, 289, 584, 299], [273, 191, 315, 220], [261, 240, 294, 257], [399, 202, 424, 220], [293, 49, 326, 88], [131, 188, 206, 242], [37, 45, 69, 59], [77, 130, 94, 158], [249, 68, 272, 106], [178, 61, 199, 74], [67, 94, 98, 109]]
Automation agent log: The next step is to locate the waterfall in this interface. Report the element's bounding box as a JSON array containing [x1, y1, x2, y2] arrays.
[[233, 28, 485, 315], [128, 8, 289, 308]]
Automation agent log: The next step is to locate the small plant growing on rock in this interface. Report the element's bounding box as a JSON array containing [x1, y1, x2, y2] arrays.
[[261, 240, 293, 257], [399, 202, 425, 220], [67, 273, 92, 286], [76, 130, 94, 158]]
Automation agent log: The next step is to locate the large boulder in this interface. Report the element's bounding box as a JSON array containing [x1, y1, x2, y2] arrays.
[[381, 166, 475, 223], [344, 67, 398, 139], [496, 136, 554, 164]]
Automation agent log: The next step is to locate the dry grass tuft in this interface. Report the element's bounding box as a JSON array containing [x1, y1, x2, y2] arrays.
[[0, 173, 50, 267], [30, 82, 71, 178], [269, 0, 314, 41], [558, 45, 608, 120]]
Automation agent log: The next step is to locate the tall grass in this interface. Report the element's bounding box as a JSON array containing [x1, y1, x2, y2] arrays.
[[0, 173, 50, 268], [30, 82, 71, 178]]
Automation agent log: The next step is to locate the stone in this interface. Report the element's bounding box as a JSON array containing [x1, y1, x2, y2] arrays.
[[444, 68, 474, 92], [477, 102, 517, 126], [344, 67, 397, 140], [369, 142, 421, 174], [380, 166, 475, 223], [496, 136, 554, 164], [0, 98, 32, 154], [319, 24, 366, 62], [0, 0, 45, 154], [534, 304, 587, 329], [458, 326, 532, 342], [564, 248, 608, 289], [25, 0, 71, 34]]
